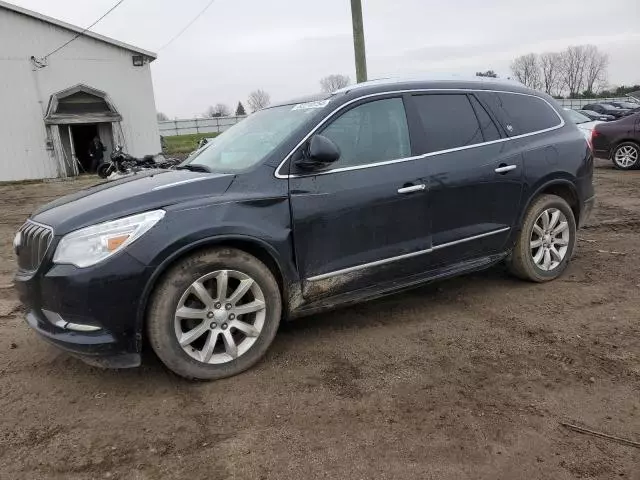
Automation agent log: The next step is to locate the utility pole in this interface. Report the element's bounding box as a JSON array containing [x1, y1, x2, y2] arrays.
[[350, 0, 368, 83]]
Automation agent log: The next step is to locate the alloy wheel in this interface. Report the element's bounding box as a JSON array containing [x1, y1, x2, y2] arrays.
[[614, 145, 638, 168], [174, 270, 266, 364], [530, 208, 570, 271]]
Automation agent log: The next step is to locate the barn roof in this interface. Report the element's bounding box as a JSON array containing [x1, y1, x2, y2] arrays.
[[0, 0, 157, 59]]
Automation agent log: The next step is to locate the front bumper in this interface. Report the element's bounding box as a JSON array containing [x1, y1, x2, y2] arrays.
[[15, 250, 153, 369], [25, 310, 140, 368]]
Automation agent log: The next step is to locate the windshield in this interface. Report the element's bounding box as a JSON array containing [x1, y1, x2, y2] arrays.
[[184, 104, 324, 173], [564, 108, 591, 124]]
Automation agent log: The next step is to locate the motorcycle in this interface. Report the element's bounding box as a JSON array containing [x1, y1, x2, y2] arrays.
[[97, 146, 181, 179]]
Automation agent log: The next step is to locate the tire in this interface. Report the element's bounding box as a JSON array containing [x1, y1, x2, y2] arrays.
[[97, 163, 112, 178], [147, 248, 282, 380], [611, 141, 640, 170], [507, 194, 577, 283]]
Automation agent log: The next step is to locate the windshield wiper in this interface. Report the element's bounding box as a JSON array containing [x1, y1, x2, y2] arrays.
[[176, 164, 212, 173]]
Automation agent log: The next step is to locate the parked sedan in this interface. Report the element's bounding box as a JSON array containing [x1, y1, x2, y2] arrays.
[[592, 112, 640, 169], [583, 103, 629, 119], [578, 109, 615, 122], [564, 108, 602, 140], [604, 101, 640, 110]]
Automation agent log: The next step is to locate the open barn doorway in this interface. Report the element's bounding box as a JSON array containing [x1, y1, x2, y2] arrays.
[[56, 123, 113, 174], [70, 124, 98, 172], [45, 84, 121, 177]]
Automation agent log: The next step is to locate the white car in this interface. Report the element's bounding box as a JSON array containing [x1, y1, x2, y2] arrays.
[[564, 108, 602, 140]]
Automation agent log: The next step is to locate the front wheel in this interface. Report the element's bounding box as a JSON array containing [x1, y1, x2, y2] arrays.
[[507, 194, 576, 282], [96, 162, 113, 178], [147, 248, 281, 380], [611, 142, 639, 170]]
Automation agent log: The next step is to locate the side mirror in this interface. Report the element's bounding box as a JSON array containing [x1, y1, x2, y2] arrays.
[[295, 134, 340, 171]]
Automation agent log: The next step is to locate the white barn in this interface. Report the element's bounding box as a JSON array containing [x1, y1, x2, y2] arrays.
[[0, 1, 160, 181]]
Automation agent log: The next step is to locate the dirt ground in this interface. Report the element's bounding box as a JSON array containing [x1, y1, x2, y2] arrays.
[[0, 160, 638, 480]]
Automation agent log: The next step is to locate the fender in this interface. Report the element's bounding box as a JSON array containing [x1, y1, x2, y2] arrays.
[[133, 233, 301, 340], [518, 176, 579, 227]]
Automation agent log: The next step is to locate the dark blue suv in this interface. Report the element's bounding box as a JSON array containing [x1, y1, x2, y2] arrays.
[[14, 78, 595, 379]]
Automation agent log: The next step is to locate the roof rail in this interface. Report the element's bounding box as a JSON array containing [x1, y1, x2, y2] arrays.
[[332, 74, 523, 94]]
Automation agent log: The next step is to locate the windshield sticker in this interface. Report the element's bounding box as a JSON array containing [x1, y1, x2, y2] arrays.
[[291, 100, 330, 111]]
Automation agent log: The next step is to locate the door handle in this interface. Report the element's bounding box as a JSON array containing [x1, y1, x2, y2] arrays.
[[397, 184, 426, 194], [495, 164, 517, 174]]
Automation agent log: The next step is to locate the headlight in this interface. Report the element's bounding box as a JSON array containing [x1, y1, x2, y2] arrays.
[[53, 210, 165, 268]]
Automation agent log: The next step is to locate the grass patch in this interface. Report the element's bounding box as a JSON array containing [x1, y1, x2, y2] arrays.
[[162, 133, 219, 155]]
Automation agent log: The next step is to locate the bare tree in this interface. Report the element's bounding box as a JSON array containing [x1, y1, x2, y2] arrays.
[[156, 112, 169, 121], [320, 74, 351, 93], [510, 53, 541, 89], [247, 89, 271, 112], [560, 45, 589, 97], [205, 103, 230, 118], [539, 52, 562, 96], [583, 45, 608, 95]]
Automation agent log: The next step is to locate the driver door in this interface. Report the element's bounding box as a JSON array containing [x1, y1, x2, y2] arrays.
[[288, 96, 432, 300]]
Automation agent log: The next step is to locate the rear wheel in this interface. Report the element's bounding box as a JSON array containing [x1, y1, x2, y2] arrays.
[[507, 194, 576, 282], [611, 142, 639, 170], [147, 248, 281, 380]]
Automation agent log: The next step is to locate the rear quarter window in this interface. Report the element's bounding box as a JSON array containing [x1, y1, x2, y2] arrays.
[[477, 92, 562, 136], [412, 94, 484, 153]]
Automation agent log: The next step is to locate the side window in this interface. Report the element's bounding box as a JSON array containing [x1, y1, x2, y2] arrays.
[[469, 95, 501, 141], [478, 92, 562, 135], [412, 94, 483, 153], [320, 98, 411, 168]]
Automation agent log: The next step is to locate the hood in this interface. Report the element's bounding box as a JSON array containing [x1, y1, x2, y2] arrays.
[[32, 169, 234, 235]]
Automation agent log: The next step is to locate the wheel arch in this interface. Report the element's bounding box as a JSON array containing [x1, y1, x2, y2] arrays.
[[520, 179, 581, 228], [135, 235, 294, 346], [613, 138, 640, 149]]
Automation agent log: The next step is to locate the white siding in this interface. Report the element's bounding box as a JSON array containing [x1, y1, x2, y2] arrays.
[[0, 7, 160, 181]]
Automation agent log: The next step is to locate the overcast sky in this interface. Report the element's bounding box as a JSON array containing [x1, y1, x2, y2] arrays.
[[10, 0, 640, 117]]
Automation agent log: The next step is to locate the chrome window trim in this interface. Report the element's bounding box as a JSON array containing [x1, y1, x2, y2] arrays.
[[306, 227, 510, 282], [275, 89, 565, 179]]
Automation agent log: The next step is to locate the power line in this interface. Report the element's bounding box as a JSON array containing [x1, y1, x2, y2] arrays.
[[158, 0, 216, 51], [44, 0, 127, 59]]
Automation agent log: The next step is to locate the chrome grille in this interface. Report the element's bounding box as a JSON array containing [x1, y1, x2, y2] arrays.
[[16, 221, 53, 272]]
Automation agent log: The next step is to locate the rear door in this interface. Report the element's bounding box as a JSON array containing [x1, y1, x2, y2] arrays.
[[288, 95, 432, 300], [409, 92, 524, 267]]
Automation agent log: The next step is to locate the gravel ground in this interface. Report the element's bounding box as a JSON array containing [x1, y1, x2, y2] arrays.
[[0, 160, 638, 480]]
